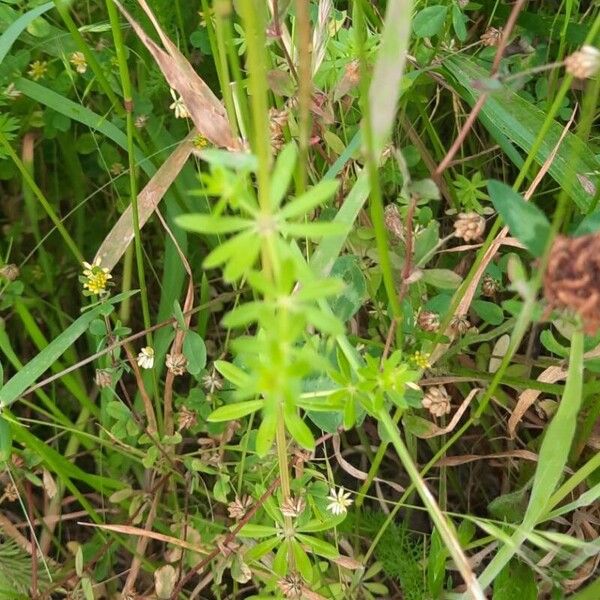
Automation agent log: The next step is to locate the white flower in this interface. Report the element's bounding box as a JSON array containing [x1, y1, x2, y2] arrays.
[[326, 487, 353, 516], [4, 83, 21, 99], [169, 88, 190, 119], [136, 346, 155, 369], [69, 51, 88, 74]]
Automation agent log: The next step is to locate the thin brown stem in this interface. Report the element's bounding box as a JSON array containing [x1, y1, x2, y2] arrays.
[[381, 195, 417, 367], [170, 477, 281, 598], [434, 0, 527, 177], [122, 343, 158, 435]]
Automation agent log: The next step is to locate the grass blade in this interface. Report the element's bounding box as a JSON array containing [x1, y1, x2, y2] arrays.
[[444, 55, 599, 211], [0, 2, 53, 64]]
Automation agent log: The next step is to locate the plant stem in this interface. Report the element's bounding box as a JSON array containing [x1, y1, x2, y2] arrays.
[[353, 0, 403, 343], [376, 408, 485, 600]]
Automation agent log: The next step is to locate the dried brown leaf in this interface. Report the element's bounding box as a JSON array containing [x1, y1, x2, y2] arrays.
[[332, 434, 404, 493], [435, 450, 538, 467], [114, 0, 240, 150], [508, 366, 568, 438], [410, 388, 479, 439]]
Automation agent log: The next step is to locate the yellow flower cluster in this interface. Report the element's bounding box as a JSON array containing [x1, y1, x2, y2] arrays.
[[410, 351, 430, 370], [81, 259, 112, 295], [28, 60, 48, 81]]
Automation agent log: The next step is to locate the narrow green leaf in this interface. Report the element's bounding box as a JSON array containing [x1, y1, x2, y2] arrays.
[[197, 149, 258, 171], [244, 536, 280, 561], [214, 360, 250, 387], [310, 172, 369, 277], [0, 302, 113, 408], [281, 221, 348, 238], [175, 214, 252, 234], [488, 180, 551, 257], [452, 5, 467, 42], [477, 329, 585, 588], [524, 329, 584, 526], [295, 533, 339, 558], [222, 235, 261, 282], [270, 142, 298, 209], [0, 416, 12, 462], [208, 400, 264, 422], [291, 539, 313, 581], [222, 302, 267, 328], [203, 230, 255, 269], [255, 412, 276, 456], [81, 577, 94, 600], [279, 179, 339, 220], [0, 2, 53, 64], [445, 56, 599, 211], [284, 410, 315, 451], [16, 79, 152, 177], [295, 278, 346, 303]]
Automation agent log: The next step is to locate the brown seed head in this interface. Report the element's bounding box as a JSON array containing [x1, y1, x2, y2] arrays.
[[449, 314, 471, 335], [177, 405, 197, 431], [279, 573, 303, 599], [0, 264, 19, 281], [564, 46, 600, 79], [544, 233, 600, 334], [384, 204, 404, 242], [422, 385, 451, 418], [481, 274, 500, 297], [166, 353, 188, 376], [280, 495, 306, 518], [94, 369, 112, 388], [480, 27, 503, 47], [454, 212, 486, 242], [227, 495, 252, 520], [417, 310, 440, 332]]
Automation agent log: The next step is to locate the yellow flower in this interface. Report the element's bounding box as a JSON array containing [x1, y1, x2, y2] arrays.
[[81, 258, 112, 295], [69, 51, 88, 74], [28, 60, 48, 81], [193, 134, 209, 149], [410, 351, 430, 370]]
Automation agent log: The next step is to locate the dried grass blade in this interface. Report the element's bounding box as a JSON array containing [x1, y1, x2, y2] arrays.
[[508, 366, 568, 438], [79, 521, 209, 555], [94, 132, 196, 271], [114, 0, 240, 150]]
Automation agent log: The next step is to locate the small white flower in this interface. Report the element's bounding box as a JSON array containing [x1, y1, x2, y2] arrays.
[[136, 346, 154, 369], [4, 83, 21, 100], [169, 88, 190, 119], [326, 487, 353, 516]]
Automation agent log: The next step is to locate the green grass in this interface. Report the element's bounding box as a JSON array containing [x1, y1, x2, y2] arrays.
[[0, 1, 599, 598]]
